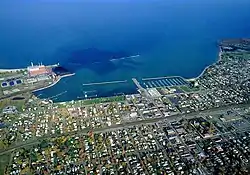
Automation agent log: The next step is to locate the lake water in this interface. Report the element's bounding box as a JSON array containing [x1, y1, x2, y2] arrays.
[[0, 0, 250, 101]]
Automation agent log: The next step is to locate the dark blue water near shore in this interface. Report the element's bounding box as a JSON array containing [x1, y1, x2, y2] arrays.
[[1, 0, 250, 102]]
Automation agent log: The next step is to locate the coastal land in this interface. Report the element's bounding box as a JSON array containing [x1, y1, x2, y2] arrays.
[[0, 64, 59, 73], [0, 64, 74, 100], [1, 39, 250, 175]]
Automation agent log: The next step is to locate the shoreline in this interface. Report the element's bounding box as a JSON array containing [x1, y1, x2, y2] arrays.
[[0, 68, 26, 73], [32, 48, 222, 99], [1, 45, 223, 101], [0, 63, 74, 95], [187, 47, 222, 81], [0, 64, 59, 73], [139, 46, 222, 83]]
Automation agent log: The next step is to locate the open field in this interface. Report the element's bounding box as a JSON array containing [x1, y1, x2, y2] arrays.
[[81, 95, 125, 105], [179, 85, 200, 92], [0, 93, 31, 111], [0, 153, 11, 175], [58, 95, 125, 107]]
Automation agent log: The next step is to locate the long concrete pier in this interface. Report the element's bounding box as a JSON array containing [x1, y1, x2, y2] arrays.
[[132, 78, 144, 91], [132, 78, 152, 98], [110, 54, 140, 61], [82, 80, 127, 86], [48, 91, 67, 100]]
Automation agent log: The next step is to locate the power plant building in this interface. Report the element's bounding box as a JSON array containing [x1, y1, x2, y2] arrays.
[[27, 63, 52, 77]]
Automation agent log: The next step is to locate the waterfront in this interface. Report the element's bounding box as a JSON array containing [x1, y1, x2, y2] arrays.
[[1, 0, 250, 101], [31, 47, 223, 102], [2, 38, 250, 174]]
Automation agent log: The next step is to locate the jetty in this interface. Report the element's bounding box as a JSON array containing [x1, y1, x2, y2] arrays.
[[48, 91, 67, 100], [82, 80, 127, 86], [132, 78, 152, 98], [110, 54, 140, 61], [132, 78, 144, 91]]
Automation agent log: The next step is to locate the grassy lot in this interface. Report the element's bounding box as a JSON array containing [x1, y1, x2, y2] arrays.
[[0, 153, 11, 175], [0, 97, 27, 111], [80, 95, 125, 105], [179, 85, 200, 92], [57, 95, 125, 107], [0, 92, 31, 111], [0, 72, 20, 78]]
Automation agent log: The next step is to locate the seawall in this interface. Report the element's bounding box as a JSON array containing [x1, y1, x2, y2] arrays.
[[32, 73, 75, 93]]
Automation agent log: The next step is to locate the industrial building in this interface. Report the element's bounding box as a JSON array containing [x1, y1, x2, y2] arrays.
[[27, 63, 52, 77]]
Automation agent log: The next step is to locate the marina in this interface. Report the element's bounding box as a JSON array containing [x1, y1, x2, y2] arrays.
[[141, 76, 189, 89], [0, 63, 191, 102], [34, 75, 191, 102]]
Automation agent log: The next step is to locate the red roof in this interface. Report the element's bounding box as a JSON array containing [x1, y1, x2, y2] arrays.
[[29, 67, 49, 76]]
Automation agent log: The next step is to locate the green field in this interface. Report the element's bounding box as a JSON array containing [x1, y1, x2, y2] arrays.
[[179, 85, 200, 92], [0, 154, 11, 175], [57, 95, 125, 107], [0, 95, 29, 111], [80, 95, 125, 105]]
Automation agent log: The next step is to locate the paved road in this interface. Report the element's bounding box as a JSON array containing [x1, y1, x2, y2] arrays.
[[0, 140, 40, 156]]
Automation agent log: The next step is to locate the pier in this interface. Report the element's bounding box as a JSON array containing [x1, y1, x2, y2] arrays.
[[132, 78, 144, 91], [110, 54, 140, 61], [48, 91, 67, 100], [82, 80, 127, 86], [132, 78, 151, 98]]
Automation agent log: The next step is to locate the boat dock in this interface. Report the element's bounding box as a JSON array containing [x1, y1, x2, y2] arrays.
[[141, 76, 189, 88]]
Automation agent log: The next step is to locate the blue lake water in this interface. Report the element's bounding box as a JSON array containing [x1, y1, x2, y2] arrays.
[[0, 0, 250, 102]]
